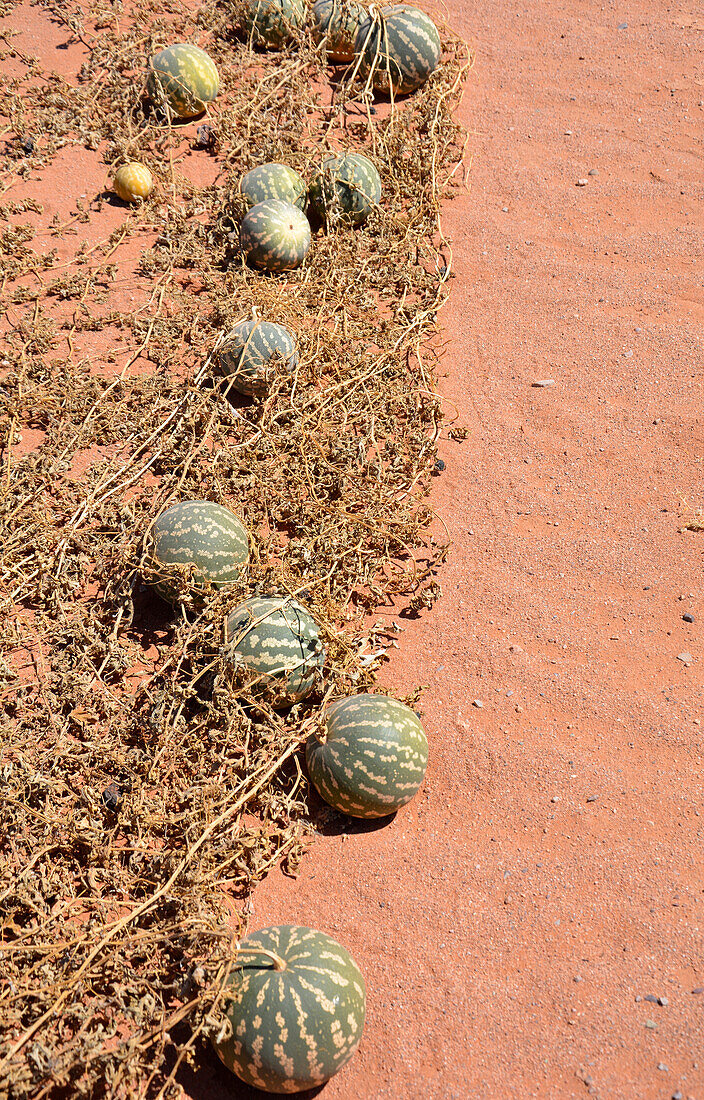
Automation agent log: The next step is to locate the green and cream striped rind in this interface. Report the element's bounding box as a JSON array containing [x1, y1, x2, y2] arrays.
[[214, 925, 365, 1094], [225, 596, 325, 704], [218, 319, 298, 396], [312, 0, 367, 62], [239, 163, 307, 211], [354, 5, 441, 94], [240, 199, 312, 272], [243, 0, 306, 49], [146, 43, 220, 118], [306, 693, 428, 818], [149, 500, 249, 604], [309, 153, 382, 227]]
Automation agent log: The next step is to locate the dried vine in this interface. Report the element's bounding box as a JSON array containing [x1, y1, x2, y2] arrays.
[[0, 0, 471, 1094]]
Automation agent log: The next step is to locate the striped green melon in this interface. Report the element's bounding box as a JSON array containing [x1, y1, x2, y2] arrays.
[[225, 596, 324, 704], [213, 925, 365, 1094], [239, 163, 307, 211], [354, 5, 441, 94], [312, 0, 366, 63], [243, 0, 305, 49], [218, 319, 298, 396], [146, 43, 219, 118], [309, 152, 382, 227], [148, 500, 249, 604], [240, 199, 311, 272], [306, 693, 428, 818]]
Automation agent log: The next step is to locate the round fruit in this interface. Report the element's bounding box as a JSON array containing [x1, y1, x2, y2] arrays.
[[113, 162, 153, 203], [146, 43, 219, 118], [354, 5, 441, 94], [240, 199, 311, 272], [213, 925, 366, 1094], [312, 0, 366, 63], [243, 0, 305, 49], [218, 319, 298, 397], [148, 500, 249, 604], [225, 596, 324, 704], [309, 152, 382, 226], [306, 692, 429, 818], [238, 163, 307, 211]]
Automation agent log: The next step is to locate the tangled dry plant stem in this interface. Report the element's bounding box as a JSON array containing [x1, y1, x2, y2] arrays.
[[0, 0, 472, 1093]]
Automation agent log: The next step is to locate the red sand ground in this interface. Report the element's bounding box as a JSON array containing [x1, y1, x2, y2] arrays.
[[5, 0, 704, 1097]]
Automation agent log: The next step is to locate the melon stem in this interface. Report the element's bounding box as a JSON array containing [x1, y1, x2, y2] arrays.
[[236, 945, 288, 971]]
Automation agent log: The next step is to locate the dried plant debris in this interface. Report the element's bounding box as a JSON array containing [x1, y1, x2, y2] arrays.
[[0, 0, 471, 1095]]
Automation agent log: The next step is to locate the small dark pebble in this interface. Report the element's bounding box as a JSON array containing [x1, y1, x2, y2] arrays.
[[586, 795, 598, 803], [20, 136, 35, 154], [101, 782, 122, 812], [692, 987, 704, 994], [432, 458, 446, 475], [369, 106, 377, 114], [672, 1091, 683, 1099], [644, 994, 660, 1003], [618, 21, 628, 29], [195, 123, 219, 152], [683, 613, 695, 623]]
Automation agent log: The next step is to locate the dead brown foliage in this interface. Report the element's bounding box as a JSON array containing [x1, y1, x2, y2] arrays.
[[0, 1, 471, 1094]]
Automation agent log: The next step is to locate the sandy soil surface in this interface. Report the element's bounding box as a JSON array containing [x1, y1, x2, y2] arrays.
[[187, 2, 703, 1097], [4, 0, 703, 1098]]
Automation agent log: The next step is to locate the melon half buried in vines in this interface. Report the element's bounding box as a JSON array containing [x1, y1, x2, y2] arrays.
[[225, 596, 325, 705], [308, 152, 382, 226], [146, 43, 220, 117], [355, 5, 441, 94], [148, 500, 249, 604], [217, 317, 298, 396], [243, 0, 306, 49]]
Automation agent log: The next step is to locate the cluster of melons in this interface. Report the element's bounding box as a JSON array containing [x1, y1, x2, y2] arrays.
[[237, 0, 443, 96], [146, 499, 428, 1094], [112, 3, 442, 206], [145, 491, 430, 1095], [235, 152, 382, 272], [109, 5, 446, 1093], [146, 502, 428, 811]]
